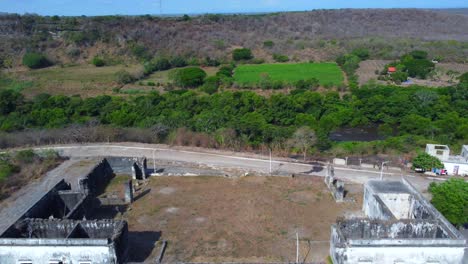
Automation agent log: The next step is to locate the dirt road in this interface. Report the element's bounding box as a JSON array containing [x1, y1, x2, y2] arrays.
[[33, 143, 434, 190]]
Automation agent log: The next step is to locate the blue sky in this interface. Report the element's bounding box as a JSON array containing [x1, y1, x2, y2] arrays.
[[1, 0, 467, 16]]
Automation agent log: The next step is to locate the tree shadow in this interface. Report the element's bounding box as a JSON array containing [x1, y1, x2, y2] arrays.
[[127, 231, 162, 262], [301, 163, 324, 173]]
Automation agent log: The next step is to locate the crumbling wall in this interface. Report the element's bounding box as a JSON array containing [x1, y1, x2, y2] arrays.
[[378, 193, 413, 219], [331, 244, 466, 264], [363, 190, 395, 220], [79, 159, 114, 195], [57, 191, 94, 220], [336, 219, 448, 240], [106, 157, 148, 179], [0, 219, 128, 264]]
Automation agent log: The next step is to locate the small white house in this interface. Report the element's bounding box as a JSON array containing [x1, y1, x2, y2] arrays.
[[425, 144, 450, 161], [425, 144, 468, 176]]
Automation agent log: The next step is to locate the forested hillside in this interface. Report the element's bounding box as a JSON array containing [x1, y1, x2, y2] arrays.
[[1, 9, 468, 66]]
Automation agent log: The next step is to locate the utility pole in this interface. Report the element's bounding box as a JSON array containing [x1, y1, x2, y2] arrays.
[[269, 148, 272, 175], [152, 149, 156, 173], [380, 161, 388, 180], [296, 231, 299, 263]]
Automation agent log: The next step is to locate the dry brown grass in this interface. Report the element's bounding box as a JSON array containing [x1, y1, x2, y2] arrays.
[[119, 176, 362, 263]]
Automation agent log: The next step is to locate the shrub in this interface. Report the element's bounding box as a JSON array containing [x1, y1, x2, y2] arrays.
[[412, 152, 443, 170], [130, 43, 151, 61], [91, 56, 105, 67], [429, 179, 468, 227], [147, 81, 156, 86], [216, 65, 234, 77], [14, 149, 36, 163], [0, 161, 19, 182], [458, 72, 468, 84], [390, 71, 408, 84], [171, 67, 207, 88], [263, 40, 274, 48], [404, 59, 434, 79], [409, 50, 428, 60], [200, 76, 220, 94], [233, 48, 253, 61], [22, 52, 52, 69], [273, 54, 289, 62], [170, 56, 187, 68], [115, 70, 135, 84], [249, 58, 265, 64], [294, 78, 320, 90], [351, 48, 370, 60]]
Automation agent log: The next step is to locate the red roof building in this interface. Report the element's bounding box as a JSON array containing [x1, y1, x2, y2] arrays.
[[388, 67, 397, 73]]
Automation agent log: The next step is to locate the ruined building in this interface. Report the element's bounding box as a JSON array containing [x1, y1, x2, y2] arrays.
[[330, 179, 467, 264], [0, 158, 140, 264]]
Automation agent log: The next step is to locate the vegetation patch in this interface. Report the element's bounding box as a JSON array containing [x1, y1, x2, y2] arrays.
[[233, 63, 343, 86]]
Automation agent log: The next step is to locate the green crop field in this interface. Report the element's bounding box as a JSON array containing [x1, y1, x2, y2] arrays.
[[233, 62, 344, 86]]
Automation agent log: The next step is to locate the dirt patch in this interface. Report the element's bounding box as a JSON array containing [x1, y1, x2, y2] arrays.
[[121, 176, 362, 263], [158, 187, 176, 195]]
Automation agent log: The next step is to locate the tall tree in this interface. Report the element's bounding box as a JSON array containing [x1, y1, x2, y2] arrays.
[[290, 126, 317, 161]]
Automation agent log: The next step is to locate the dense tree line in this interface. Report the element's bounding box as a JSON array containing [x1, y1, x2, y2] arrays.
[[0, 82, 466, 153]]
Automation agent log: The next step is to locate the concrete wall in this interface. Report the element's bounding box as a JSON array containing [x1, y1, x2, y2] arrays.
[[362, 188, 394, 220], [332, 244, 465, 264], [333, 158, 346, 166], [79, 159, 114, 195], [443, 161, 468, 176], [106, 157, 147, 179], [378, 193, 412, 219], [0, 243, 116, 264]]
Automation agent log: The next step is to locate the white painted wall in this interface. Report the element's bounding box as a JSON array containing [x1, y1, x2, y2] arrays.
[[443, 162, 468, 176], [337, 245, 466, 264], [0, 245, 116, 264], [333, 158, 346, 165], [378, 193, 412, 219]]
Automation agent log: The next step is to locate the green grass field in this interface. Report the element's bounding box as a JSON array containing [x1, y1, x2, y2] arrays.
[[233, 62, 344, 86]]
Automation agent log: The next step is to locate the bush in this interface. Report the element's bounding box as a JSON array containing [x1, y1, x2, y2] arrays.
[[14, 149, 35, 163], [404, 59, 434, 79], [412, 152, 443, 170], [409, 50, 428, 60], [233, 48, 253, 61], [91, 56, 105, 67], [294, 78, 320, 90], [390, 71, 408, 84], [263, 40, 274, 48], [458, 72, 468, 84], [429, 179, 468, 227], [115, 70, 135, 84], [130, 43, 151, 61], [170, 56, 187, 68], [22, 53, 52, 69], [273, 54, 289, 62], [0, 160, 19, 182], [171, 67, 207, 88], [200, 76, 220, 94], [147, 81, 156, 86], [351, 48, 370, 60], [216, 65, 234, 77]]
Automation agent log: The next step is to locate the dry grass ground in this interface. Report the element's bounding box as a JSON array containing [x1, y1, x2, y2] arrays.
[[112, 176, 362, 263]]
